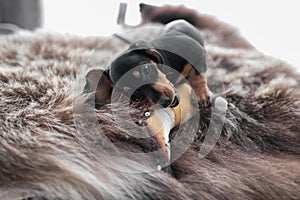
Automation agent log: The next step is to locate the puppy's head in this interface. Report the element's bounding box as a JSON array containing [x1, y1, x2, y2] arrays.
[[85, 41, 179, 108], [110, 47, 179, 108]]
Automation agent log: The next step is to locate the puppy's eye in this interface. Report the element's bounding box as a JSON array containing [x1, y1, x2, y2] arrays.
[[141, 65, 151, 75], [131, 91, 145, 101]]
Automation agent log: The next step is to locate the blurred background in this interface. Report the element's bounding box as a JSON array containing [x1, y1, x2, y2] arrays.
[[0, 0, 299, 69]]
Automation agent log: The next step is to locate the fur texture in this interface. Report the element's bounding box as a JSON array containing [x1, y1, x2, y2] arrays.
[[0, 4, 299, 200]]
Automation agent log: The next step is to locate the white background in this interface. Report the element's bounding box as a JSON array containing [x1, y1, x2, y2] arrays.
[[42, 0, 300, 69]]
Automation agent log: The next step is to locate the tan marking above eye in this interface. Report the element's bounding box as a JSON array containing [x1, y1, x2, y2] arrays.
[[133, 70, 141, 78], [123, 86, 131, 92]]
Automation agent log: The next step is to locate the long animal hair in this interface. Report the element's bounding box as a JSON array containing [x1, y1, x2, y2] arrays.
[[0, 3, 299, 200]]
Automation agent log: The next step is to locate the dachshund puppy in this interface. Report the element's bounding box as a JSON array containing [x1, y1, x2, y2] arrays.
[[85, 20, 211, 109]]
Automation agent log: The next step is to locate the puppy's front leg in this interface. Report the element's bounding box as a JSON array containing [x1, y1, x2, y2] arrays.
[[188, 68, 212, 108]]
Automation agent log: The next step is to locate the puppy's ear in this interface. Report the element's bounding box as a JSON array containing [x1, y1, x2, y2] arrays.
[[129, 40, 164, 64], [145, 49, 164, 64], [84, 69, 112, 108]]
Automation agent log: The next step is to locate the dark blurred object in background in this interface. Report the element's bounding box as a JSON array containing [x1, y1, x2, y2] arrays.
[[0, 0, 42, 34]]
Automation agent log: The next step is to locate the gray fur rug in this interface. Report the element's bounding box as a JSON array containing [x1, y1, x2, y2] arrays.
[[0, 5, 299, 200]]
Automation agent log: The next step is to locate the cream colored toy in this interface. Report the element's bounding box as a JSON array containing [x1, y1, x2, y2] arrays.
[[138, 82, 228, 167], [142, 83, 197, 166]]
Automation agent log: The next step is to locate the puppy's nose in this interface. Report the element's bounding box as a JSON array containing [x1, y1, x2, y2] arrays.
[[159, 96, 172, 108], [170, 93, 180, 107]]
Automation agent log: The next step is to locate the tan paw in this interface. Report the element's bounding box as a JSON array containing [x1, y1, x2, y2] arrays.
[[197, 88, 212, 108]]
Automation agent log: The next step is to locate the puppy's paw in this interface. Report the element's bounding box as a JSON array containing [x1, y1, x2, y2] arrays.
[[197, 88, 212, 108]]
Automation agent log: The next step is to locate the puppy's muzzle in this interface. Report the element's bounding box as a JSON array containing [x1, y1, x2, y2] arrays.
[[159, 92, 180, 108]]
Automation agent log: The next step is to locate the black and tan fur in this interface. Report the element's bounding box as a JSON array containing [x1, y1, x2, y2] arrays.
[[85, 19, 211, 109]]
